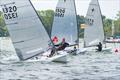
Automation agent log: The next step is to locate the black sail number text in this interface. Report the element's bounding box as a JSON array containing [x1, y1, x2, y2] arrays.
[[2, 6, 18, 20], [55, 8, 65, 17]]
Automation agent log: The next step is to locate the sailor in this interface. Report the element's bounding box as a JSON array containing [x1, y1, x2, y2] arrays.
[[73, 46, 77, 52], [48, 47, 56, 57], [48, 38, 69, 57], [56, 38, 69, 51], [97, 42, 102, 51], [70, 46, 77, 55]]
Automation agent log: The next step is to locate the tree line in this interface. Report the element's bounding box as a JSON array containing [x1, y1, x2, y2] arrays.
[[0, 10, 120, 37]]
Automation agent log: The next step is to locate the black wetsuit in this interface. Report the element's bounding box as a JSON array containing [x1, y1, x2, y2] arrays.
[[49, 43, 69, 57], [97, 43, 102, 51], [57, 42, 69, 51]]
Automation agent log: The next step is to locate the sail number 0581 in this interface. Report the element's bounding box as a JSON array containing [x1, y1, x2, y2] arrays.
[[2, 6, 18, 20]]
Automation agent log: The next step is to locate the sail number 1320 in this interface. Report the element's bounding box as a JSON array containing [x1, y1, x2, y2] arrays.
[[2, 6, 18, 20]]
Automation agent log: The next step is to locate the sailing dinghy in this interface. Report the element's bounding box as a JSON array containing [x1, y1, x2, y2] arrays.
[[84, 0, 111, 52], [51, 0, 87, 54], [0, 0, 68, 63]]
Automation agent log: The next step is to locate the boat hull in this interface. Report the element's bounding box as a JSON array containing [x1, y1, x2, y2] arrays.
[[24, 51, 69, 63], [86, 47, 112, 52], [65, 47, 87, 55], [105, 39, 120, 43], [40, 51, 68, 63]]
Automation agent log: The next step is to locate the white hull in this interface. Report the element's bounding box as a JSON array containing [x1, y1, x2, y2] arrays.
[[102, 47, 112, 52], [65, 47, 87, 55], [86, 47, 112, 52], [40, 51, 68, 63], [106, 37, 120, 43], [76, 48, 87, 54], [25, 51, 68, 63], [50, 53, 68, 63], [105, 39, 120, 43]]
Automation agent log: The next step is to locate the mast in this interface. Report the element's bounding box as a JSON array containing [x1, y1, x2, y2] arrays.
[[73, 0, 79, 48]]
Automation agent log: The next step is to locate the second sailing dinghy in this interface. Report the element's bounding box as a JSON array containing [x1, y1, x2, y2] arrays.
[[51, 0, 87, 54], [84, 0, 111, 52], [0, 0, 68, 63]]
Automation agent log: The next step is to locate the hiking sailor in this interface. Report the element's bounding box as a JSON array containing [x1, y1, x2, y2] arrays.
[[56, 38, 69, 51], [96, 42, 102, 51], [49, 38, 69, 57]]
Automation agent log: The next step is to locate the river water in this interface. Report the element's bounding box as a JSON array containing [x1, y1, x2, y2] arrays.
[[0, 37, 120, 80]]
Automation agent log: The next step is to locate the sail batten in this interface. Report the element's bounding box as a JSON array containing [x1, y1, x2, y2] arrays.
[[1, 0, 53, 60]]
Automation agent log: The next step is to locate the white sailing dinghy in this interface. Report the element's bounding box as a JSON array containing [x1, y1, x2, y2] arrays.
[[84, 0, 111, 52], [0, 0, 68, 63], [51, 0, 87, 54]]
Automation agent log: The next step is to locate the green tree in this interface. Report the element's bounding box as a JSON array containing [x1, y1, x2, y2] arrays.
[[0, 11, 9, 37], [114, 11, 120, 36], [77, 15, 86, 38], [103, 18, 112, 37], [37, 10, 54, 36]]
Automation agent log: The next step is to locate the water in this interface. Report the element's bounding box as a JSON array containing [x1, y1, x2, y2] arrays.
[[0, 37, 120, 80]]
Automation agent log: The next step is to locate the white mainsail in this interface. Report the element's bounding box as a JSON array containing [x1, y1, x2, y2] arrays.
[[84, 0, 104, 47], [51, 0, 78, 45], [0, 0, 54, 60]]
